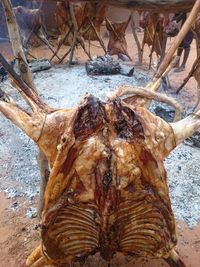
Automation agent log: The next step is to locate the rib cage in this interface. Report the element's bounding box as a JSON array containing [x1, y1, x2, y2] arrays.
[[117, 199, 174, 257], [42, 205, 99, 262]]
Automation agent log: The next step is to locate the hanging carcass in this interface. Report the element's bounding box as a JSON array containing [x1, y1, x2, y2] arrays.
[[139, 11, 169, 66], [13, 5, 49, 48], [55, 1, 84, 45], [105, 16, 132, 61]]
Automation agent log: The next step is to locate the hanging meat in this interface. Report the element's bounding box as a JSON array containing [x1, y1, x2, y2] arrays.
[[106, 16, 132, 61], [81, 3, 107, 41], [55, 1, 84, 45], [139, 11, 169, 64]]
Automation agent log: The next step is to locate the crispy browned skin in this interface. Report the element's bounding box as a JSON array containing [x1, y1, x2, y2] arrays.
[[140, 12, 168, 58], [55, 1, 84, 45], [13, 6, 48, 47], [26, 95, 177, 266], [55, 1, 107, 47], [82, 3, 107, 41], [106, 17, 132, 60]]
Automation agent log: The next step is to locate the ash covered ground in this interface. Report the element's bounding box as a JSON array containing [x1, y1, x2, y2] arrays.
[[0, 64, 200, 227]]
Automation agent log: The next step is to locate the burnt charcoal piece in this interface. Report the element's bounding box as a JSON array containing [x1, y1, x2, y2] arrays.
[[0, 65, 7, 82], [154, 104, 175, 122], [184, 130, 200, 148], [85, 55, 134, 76], [28, 59, 51, 73]]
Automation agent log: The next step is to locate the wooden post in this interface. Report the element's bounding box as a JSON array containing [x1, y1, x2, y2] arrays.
[[2, 0, 49, 218], [131, 12, 142, 65], [2, 0, 36, 90], [68, 2, 78, 65], [154, 0, 200, 81]]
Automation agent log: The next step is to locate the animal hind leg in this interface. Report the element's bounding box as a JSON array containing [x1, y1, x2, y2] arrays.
[[164, 249, 186, 267]]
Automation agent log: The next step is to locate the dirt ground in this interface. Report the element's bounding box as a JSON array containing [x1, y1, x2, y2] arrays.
[[0, 31, 200, 267]]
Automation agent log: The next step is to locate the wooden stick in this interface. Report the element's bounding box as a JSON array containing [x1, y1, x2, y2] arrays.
[[105, 17, 120, 39], [27, 51, 37, 60], [68, 2, 79, 65], [160, 33, 167, 63], [0, 53, 52, 113], [88, 17, 107, 53], [50, 25, 73, 62], [154, 0, 200, 81], [176, 55, 200, 93], [131, 12, 142, 65], [148, 23, 159, 70], [35, 32, 61, 60], [37, 149, 50, 217], [67, 0, 196, 13], [1, 0, 51, 219], [77, 37, 92, 59], [1, 0, 36, 91]]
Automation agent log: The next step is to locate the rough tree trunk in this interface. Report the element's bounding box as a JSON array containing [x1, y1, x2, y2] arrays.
[[1, 0, 49, 217]]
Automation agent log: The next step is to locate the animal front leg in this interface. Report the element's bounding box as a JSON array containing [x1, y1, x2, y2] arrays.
[[164, 250, 186, 267]]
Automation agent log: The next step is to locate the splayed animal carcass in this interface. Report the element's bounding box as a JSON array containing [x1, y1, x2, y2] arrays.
[[1, 55, 200, 267], [139, 11, 169, 65], [54, 1, 107, 60], [81, 3, 107, 42], [13, 5, 49, 48], [55, 1, 84, 45], [106, 16, 132, 61]]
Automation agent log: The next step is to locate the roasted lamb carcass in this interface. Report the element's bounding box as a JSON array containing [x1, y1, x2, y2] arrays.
[[55, 1, 84, 46], [1, 66, 200, 267], [139, 11, 169, 64], [106, 16, 132, 61]]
